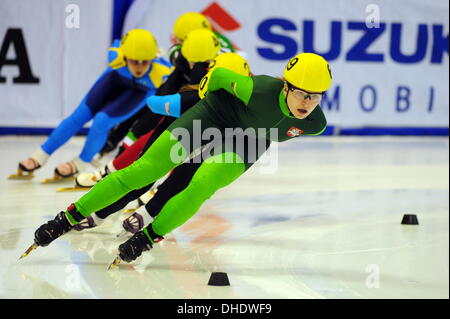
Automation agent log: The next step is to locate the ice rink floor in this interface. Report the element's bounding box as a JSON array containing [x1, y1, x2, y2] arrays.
[[0, 135, 448, 299]]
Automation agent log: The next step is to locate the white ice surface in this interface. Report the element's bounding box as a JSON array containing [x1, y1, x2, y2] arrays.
[[0, 136, 448, 298]]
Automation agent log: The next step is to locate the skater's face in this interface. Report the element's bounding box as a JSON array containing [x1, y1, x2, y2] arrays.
[[170, 34, 182, 45], [126, 58, 152, 78], [283, 83, 323, 119]]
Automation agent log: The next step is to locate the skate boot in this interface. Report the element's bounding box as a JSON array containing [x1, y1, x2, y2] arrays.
[[123, 189, 157, 214], [34, 211, 74, 247], [122, 206, 155, 234], [9, 148, 49, 180], [42, 157, 89, 184], [74, 161, 114, 188], [74, 213, 105, 231], [108, 226, 163, 269], [20, 204, 85, 259]]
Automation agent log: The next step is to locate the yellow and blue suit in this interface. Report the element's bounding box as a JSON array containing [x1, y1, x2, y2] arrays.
[[41, 40, 172, 163]]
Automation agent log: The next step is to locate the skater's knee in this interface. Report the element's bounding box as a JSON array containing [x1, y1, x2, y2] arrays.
[[62, 113, 86, 130], [185, 162, 244, 201], [114, 160, 167, 190], [195, 153, 245, 187], [91, 113, 114, 131], [65, 103, 93, 128]]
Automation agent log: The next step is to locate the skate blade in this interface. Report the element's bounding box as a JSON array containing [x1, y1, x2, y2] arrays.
[[57, 186, 91, 192], [123, 208, 138, 214], [41, 175, 74, 184], [19, 243, 38, 260], [8, 169, 35, 180], [107, 257, 122, 270], [8, 173, 35, 180]]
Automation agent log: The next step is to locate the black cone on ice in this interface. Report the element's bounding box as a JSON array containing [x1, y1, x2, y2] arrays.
[[401, 214, 419, 225], [208, 272, 230, 286]]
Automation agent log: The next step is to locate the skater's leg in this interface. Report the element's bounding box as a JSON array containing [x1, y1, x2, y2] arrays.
[[80, 151, 201, 229], [94, 183, 154, 219], [100, 106, 147, 156], [146, 161, 202, 217], [147, 152, 245, 237], [143, 135, 271, 237], [74, 129, 155, 187], [78, 90, 147, 163], [111, 130, 153, 171], [41, 70, 123, 156], [40, 102, 92, 155], [70, 99, 220, 222], [70, 129, 187, 223], [55, 91, 148, 177], [122, 161, 202, 233], [74, 183, 154, 231]]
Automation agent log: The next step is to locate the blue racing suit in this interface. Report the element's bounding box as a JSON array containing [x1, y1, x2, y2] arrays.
[[41, 40, 172, 163]]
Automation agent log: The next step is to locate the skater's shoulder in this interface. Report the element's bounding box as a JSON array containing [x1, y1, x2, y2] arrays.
[[108, 39, 126, 70], [148, 58, 174, 88]]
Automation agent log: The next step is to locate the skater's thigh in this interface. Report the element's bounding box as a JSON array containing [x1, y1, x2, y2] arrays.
[[189, 152, 245, 194], [85, 71, 125, 114], [140, 116, 176, 155], [101, 89, 147, 118], [130, 109, 166, 139], [166, 101, 222, 154]]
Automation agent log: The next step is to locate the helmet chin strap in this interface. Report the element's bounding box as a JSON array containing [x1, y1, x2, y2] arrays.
[[284, 89, 295, 117], [284, 83, 295, 116]]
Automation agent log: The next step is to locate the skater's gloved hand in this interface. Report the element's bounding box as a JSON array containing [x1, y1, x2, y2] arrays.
[[146, 94, 181, 118]]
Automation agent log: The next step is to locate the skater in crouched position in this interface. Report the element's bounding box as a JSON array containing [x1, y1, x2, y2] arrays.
[[25, 53, 332, 266], [11, 29, 171, 181], [75, 28, 222, 189], [73, 52, 251, 231], [88, 11, 238, 182]]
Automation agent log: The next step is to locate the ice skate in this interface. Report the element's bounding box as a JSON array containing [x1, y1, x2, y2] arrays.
[[73, 214, 105, 231], [8, 165, 36, 180], [19, 210, 74, 259], [42, 157, 92, 184], [56, 185, 90, 192], [41, 172, 75, 184], [122, 206, 155, 234], [42, 161, 77, 184], [9, 148, 49, 180], [123, 188, 157, 214], [73, 162, 113, 188], [57, 171, 101, 192], [58, 161, 113, 192], [108, 228, 163, 269]]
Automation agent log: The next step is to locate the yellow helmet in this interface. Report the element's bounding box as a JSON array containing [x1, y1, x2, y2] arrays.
[[198, 53, 251, 99], [120, 29, 158, 61], [283, 53, 332, 92], [208, 52, 251, 76], [173, 12, 212, 41], [181, 29, 220, 63]]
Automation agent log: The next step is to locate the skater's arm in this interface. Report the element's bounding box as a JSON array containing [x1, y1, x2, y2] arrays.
[[147, 89, 200, 118], [154, 68, 184, 95], [206, 67, 254, 106], [147, 58, 173, 91], [147, 94, 182, 118]]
